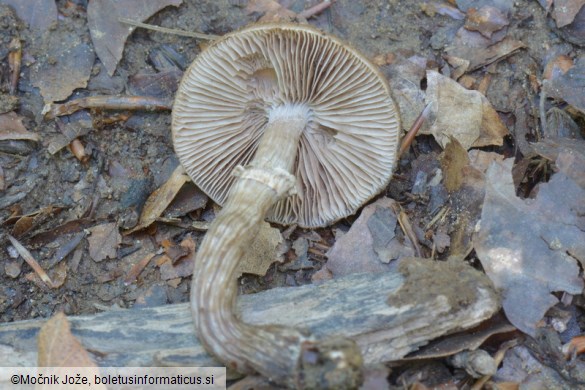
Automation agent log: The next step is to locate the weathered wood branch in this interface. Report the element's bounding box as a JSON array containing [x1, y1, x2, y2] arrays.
[[0, 261, 499, 378]]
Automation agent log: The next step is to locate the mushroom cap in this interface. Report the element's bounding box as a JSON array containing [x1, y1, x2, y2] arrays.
[[172, 23, 401, 228]]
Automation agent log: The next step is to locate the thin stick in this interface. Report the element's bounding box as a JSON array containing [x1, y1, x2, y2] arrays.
[[398, 103, 433, 158], [392, 203, 423, 257], [539, 80, 548, 139], [8, 38, 21, 95], [43, 95, 173, 120], [7, 234, 53, 288], [118, 18, 220, 40], [298, 0, 336, 19]]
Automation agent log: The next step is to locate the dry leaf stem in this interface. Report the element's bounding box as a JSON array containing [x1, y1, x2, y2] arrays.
[[118, 18, 219, 40]]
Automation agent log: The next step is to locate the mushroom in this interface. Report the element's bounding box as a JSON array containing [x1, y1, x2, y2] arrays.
[[172, 23, 401, 388]]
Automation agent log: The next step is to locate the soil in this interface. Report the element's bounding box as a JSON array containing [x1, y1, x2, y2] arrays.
[[0, 0, 445, 323], [1, 0, 584, 387]]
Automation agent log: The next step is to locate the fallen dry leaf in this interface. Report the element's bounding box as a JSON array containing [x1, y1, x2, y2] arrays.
[[29, 40, 95, 103], [543, 54, 573, 80], [159, 254, 194, 280], [545, 57, 585, 114], [425, 70, 508, 149], [87, 222, 121, 262], [162, 239, 190, 263], [468, 37, 526, 72], [325, 197, 414, 277], [446, 24, 525, 71], [237, 221, 284, 277], [468, 150, 505, 174], [88, 0, 182, 76], [444, 55, 470, 80], [531, 137, 585, 192], [447, 150, 502, 258], [474, 159, 585, 336], [551, 0, 585, 28], [128, 164, 189, 233], [159, 235, 196, 280], [29, 218, 93, 247], [0, 0, 57, 31], [49, 261, 67, 289], [124, 252, 156, 285], [164, 182, 208, 218], [545, 107, 581, 139], [38, 312, 93, 366], [464, 6, 509, 38], [11, 205, 61, 237], [47, 231, 86, 269], [474, 97, 510, 147], [400, 314, 515, 362], [47, 120, 92, 155], [12, 215, 34, 237], [386, 55, 428, 132], [38, 312, 106, 388], [426, 70, 481, 149], [117, 237, 156, 283], [128, 69, 183, 100], [555, 3, 585, 46], [440, 137, 469, 192], [554, 146, 585, 191], [0, 112, 39, 141]]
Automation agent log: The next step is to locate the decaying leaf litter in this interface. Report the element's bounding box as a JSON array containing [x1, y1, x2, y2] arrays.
[[0, 0, 584, 388]]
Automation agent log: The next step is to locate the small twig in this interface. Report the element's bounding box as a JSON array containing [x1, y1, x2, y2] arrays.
[[307, 247, 327, 259], [8, 38, 21, 95], [539, 79, 548, 138], [0, 165, 5, 191], [47, 231, 86, 269], [424, 205, 449, 230], [298, 0, 336, 19], [392, 203, 423, 257], [7, 234, 54, 288], [398, 103, 432, 158], [118, 18, 220, 40], [43, 95, 173, 120]]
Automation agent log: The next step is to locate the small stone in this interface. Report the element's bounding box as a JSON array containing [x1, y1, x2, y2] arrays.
[[7, 245, 19, 258], [5, 260, 21, 278]]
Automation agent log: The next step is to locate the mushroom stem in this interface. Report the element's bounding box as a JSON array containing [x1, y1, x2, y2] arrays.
[[191, 104, 363, 388]]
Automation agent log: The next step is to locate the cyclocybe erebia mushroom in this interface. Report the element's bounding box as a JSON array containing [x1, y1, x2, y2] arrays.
[[172, 23, 401, 388]]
